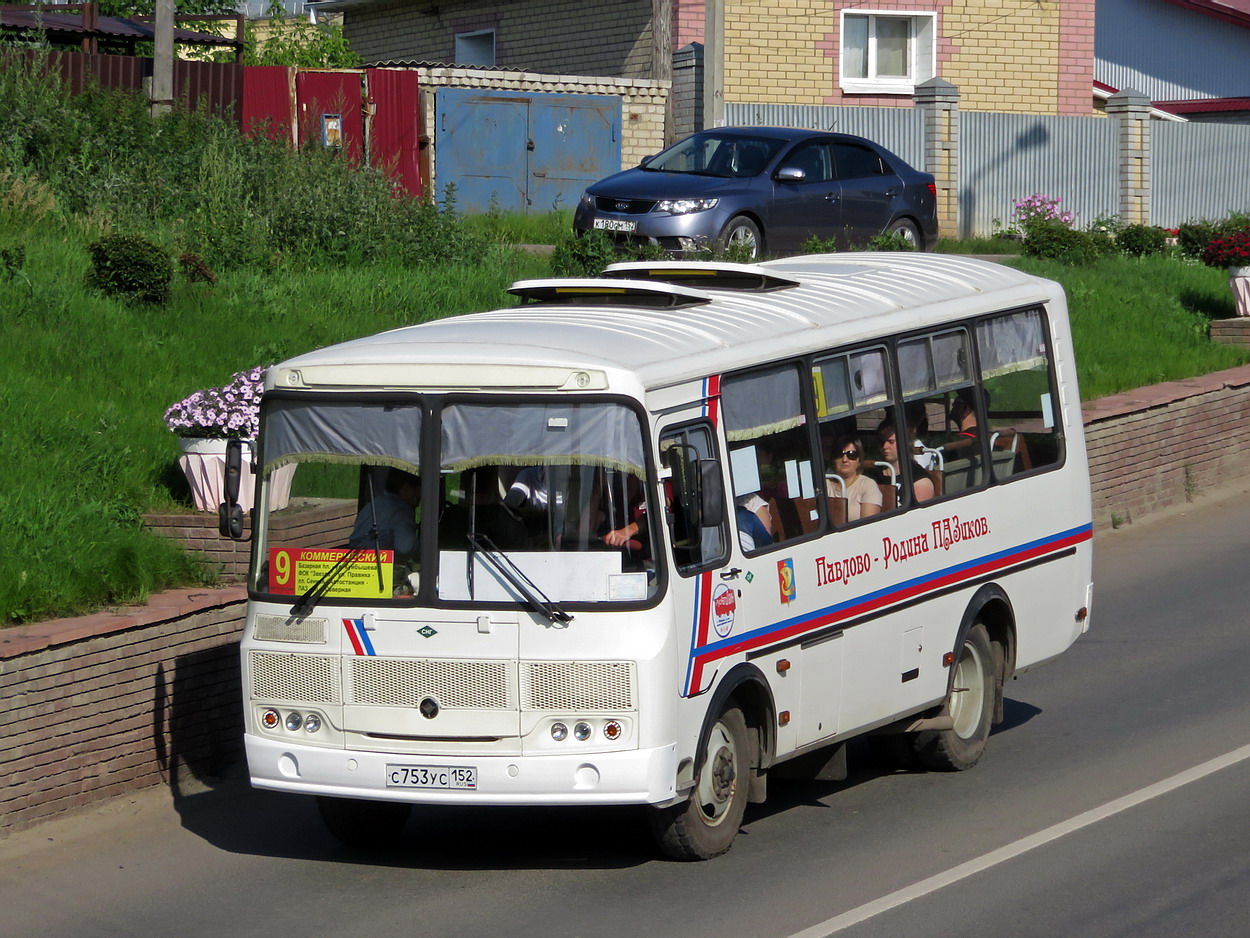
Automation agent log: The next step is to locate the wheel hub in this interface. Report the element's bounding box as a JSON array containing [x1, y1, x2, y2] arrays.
[[710, 745, 736, 800]]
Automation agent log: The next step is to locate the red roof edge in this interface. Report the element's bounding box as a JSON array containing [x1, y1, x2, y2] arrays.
[[1160, 0, 1250, 30], [1155, 97, 1250, 113]]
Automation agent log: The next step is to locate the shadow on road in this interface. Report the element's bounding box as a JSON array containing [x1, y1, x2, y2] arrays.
[[161, 696, 1042, 871]]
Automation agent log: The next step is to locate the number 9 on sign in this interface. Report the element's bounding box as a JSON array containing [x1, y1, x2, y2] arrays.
[[274, 550, 291, 587]]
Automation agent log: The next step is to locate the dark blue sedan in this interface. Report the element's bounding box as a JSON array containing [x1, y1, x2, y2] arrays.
[[573, 127, 938, 258]]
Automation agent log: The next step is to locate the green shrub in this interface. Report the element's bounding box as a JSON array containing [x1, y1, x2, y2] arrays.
[[550, 229, 619, 276], [866, 231, 918, 252], [1115, 224, 1168, 257], [1021, 220, 1114, 265], [85, 234, 174, 304], [1176, 221, 1217, 259]]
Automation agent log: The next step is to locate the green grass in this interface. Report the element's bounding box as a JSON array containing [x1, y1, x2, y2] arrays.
[[0, 212, 549, 624], [465, 209, 573, 246], [1005, 254, 1250, 399]]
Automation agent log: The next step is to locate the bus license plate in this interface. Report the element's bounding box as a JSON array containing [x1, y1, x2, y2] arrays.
[[593, 218, 637, 232], [386, 764, 477, 790]]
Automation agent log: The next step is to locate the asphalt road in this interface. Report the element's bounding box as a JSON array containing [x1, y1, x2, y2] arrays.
[[4, 481, 1250, 938]]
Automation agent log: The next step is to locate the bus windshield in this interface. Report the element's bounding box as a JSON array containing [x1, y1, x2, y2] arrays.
[[250, 396, 657, 607]]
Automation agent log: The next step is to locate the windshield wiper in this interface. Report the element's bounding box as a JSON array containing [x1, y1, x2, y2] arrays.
[[292, 546, 370, 616], [466, 532, 573, 625]]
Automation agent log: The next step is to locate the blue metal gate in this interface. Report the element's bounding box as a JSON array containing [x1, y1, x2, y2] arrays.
[[435, 88, 621, 214]]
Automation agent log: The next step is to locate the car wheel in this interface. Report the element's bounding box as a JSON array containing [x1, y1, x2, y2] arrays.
[[718, 216, 763, 260], [887, 218, 922, 251]]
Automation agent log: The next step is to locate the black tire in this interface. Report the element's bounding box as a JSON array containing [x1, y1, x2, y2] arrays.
[[718, 216, 763, 260], [886, 217, 922, 250], [649, 706, 752, 860], [914, 623, 995, 771], [315, 795, 411, 848]]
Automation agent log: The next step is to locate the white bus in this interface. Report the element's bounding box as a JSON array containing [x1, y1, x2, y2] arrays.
[[226, 253, 1092, 859]]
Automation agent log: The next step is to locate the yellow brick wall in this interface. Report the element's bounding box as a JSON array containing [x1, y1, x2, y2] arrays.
[[723, 1, 833, 105], [720, 0, 1068, 115], [942, 0, 1059, 113]]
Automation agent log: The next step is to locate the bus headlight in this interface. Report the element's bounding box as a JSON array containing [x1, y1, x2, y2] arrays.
[[551, 722, 569, 741], [285, 711, 303, 731], [573, 722, 593, 741], [304, 713, 322, 734]]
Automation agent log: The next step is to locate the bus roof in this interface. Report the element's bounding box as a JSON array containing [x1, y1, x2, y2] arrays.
[[270, 254, 1060, 394]]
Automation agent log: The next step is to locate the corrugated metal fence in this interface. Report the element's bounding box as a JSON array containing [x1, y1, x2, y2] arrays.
[[1153, 121, 1250, 226], [725, 103, 923, 168], [726, 100, 1250, 236], [960, 112, 1117, 237]]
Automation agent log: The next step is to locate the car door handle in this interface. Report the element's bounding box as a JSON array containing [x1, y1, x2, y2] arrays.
[[825, 193, 839, 201]]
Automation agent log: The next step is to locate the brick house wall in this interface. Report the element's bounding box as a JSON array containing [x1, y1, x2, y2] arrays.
[[6, 363, 1250, 835], [721, 0, 1095, 115], [344, 0, 656, 78]]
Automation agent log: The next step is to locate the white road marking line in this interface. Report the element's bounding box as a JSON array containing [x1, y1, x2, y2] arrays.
[[788, 743, 1250, 937]]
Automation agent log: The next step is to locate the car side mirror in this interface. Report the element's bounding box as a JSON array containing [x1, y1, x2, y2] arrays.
[[776, 166, 806, 183], [218, 438, 247, 539], [639, 154, 656, 167]]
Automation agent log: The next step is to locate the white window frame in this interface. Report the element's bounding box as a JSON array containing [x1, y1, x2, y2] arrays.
[[840, 10, 936, 96], [455, 29, 496, 67]]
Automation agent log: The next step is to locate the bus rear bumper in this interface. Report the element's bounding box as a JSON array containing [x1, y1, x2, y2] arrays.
[[246, 735, 679, 806]]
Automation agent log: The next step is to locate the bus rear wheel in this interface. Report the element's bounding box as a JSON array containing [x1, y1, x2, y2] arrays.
[[649, 706, 751, 860], [915, 623, 995, 771], [315, 795, 411, 848]]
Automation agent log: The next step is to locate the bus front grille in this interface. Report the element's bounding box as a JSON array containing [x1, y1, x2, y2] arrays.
[[249, 651, 341, 703], [349, 657, 513, 709], [521, 661, 636, 711]]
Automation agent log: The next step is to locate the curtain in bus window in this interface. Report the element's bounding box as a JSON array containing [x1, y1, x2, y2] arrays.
[[977, 310, 1047, 377], [897, 338, 935, 398], [722, 365, 804, 442], [440, 402, 647, 477], [849, 349, 888, 406], [262, 399, 422, 474], [932, 331, 969, 387]]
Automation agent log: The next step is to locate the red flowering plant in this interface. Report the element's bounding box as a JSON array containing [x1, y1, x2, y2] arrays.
[[1200, 229, 1250, 270]]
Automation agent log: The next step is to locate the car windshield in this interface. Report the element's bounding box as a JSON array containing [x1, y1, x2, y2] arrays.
[[644, 132, 786, 178], [249, 396, 658, 608]]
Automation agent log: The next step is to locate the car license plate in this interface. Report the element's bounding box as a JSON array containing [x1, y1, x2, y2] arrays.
[[386, 764, 477, 790], [593, 218, 637, 232]]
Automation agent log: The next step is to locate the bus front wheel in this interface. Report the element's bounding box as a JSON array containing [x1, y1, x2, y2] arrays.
[[315, 795, 411, 848], [649, 705, 751, 860], [915, 623, 995, 771]]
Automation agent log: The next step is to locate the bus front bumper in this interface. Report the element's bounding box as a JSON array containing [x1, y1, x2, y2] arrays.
[[246, 735, 679, 806]]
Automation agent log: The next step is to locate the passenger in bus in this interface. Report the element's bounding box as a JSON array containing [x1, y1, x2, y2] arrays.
[[878, 422, 935, 503], [348, 468, 420, 559], [950, 390, 982, 440], [735, 493, 774, 551], [826, 436, 882, 521]]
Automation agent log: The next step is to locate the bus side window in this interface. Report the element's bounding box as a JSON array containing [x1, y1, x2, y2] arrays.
[[976, 309, 1062, 479], [721, 364, 819, 550], [660, 424, 728, 574]]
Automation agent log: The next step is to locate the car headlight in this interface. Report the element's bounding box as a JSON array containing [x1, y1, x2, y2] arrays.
[[580, 191, 595, 208], [658, 197, 719, 215]]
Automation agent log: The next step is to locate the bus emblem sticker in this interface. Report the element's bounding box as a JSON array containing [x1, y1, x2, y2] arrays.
[[712, 583, 736, 637], [418, 625, 438, 638], [777, 558, 797, 604]]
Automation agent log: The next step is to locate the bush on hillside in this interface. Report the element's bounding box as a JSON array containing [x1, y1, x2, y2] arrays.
[[1115, 224, 1169, 257], [1021, 220, 1115, 265], [86, 234, 174, 304]]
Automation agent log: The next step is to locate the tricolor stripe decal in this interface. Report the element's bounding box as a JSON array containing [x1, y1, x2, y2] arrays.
[[684, 522, 1091, 695], [343, 617, 375, 656]]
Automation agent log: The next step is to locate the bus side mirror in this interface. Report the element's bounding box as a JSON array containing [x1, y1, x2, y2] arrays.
[[218, 438, 246, 539], [697, 459, 725, 528]]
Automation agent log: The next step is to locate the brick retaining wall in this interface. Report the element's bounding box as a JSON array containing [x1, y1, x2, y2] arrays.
[[5, 363, 1250, 836]]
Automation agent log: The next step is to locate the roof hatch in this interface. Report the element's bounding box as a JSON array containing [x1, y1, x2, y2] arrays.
[[602, 261, 801, 293], [507, 278, 712, 308]]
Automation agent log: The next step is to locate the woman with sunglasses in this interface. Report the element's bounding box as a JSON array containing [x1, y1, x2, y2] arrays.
[[827, 435, 882, 522]]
